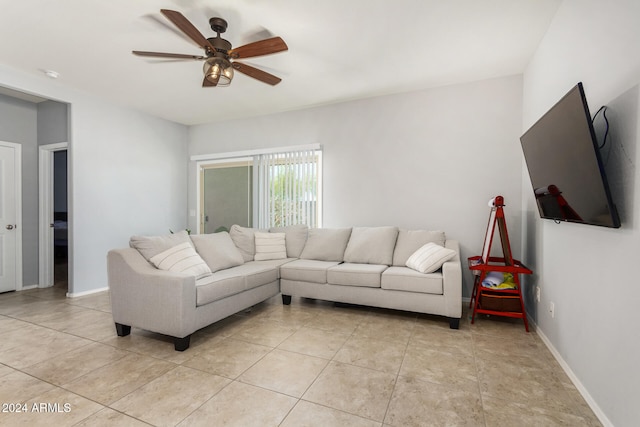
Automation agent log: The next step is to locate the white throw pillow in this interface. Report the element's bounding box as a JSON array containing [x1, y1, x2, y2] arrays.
[[406, 242, 456, 274], [254, 232, 287, 261], [149, 242, 212, 279]]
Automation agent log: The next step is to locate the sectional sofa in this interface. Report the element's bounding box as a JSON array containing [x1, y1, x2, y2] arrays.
[[107, 225, 462, 351]]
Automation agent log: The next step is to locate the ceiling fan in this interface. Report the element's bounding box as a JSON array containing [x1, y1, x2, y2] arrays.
[[133, 9, 288, 87]]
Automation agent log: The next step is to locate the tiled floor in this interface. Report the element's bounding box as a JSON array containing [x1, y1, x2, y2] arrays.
[[0, 286, 601, 426]]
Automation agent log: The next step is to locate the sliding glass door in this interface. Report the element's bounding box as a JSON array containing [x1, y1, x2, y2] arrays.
[[200, 159, 253, 233]]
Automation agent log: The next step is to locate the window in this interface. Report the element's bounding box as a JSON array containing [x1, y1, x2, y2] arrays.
[[196, 146, 322, 233]]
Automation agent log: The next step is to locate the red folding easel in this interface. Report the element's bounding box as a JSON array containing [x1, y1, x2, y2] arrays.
[[468, 196, 532, 331]]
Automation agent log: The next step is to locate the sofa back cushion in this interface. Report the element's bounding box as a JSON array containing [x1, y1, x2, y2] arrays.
[[229, 225, 262, 262], [269, 224, 309, 258], [392, 229, 446, 266], [343, 226, 399, 265], [129, 230, 192, 261], [300, 228, 352, 262], [190, 231, 245, 273]]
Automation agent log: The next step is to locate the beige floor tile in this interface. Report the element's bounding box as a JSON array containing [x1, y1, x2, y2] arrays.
[[0, 370, 56, 403], [409, 323, 473, 356], [23, 342, 129, 385], [63, 353, 176, 405], [178, 381, 297, 427], [483, 399, 597, 427], [472, 332, 543, 359], [72, 407, 151, 427], [239, 348, 328, 397], [352, 319, 413, 346], [303, 361, 396, 422], [0, 387, 103, 427], [0, 363, 13, 378], [231, 320, 299, 347], [111, 365, 230, 427], [38, 309, 115, 340], [333, 336, 406, 374], [385, 375, 484, 426], [277, 326, 350, 359], [477, 355, 586, 417], [66, 292, 113, 312], [0, 327, 92, 369], [400, 346, 479, 393], [281, 400, 382, 427], [183, 338, 272, 379]]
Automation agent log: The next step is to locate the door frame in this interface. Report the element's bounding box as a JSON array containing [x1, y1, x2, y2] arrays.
[[38, 142, 68, 288], [0, 141, 22, 291]]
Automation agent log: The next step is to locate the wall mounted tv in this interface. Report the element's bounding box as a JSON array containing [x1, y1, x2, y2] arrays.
[[520, 82, 620, 228]]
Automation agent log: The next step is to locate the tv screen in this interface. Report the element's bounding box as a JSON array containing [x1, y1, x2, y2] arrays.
[[520, 82, 620, 228]]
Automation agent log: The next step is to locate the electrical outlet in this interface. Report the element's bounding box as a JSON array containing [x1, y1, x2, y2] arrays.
[[536, 286, 541, 302], [550, 301, 555, 318]]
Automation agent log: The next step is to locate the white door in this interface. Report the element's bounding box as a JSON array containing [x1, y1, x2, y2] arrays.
[[0, 143, 19, 293]]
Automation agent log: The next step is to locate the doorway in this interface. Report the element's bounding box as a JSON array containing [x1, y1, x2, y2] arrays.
[[39, 143, 68, 289]]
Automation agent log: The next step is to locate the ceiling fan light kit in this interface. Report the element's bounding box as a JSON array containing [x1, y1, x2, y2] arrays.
[[133, 9, 288, 88]]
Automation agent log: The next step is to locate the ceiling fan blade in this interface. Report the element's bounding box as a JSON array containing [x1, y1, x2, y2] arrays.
[[160, 9, 216, 53], [233, 62, 282, 85], [132, 50, 206, 60], [228, 36, 288, 59], [202, 75, 218, 87]]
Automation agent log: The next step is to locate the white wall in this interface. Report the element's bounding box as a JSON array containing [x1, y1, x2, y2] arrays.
[[0, 64, 189, 295], [0, 93, 38, 286], [189, 75, 524, 296], [522, 1, 640, 426]]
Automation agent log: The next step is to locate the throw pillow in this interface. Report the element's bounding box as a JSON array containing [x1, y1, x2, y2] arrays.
[[190, 232, 244, 273], [392, 229, 447, 266], [269, 224, 309, 258], [129, 230, 191, 261], [406, 242, 456, 274], [343, 226, 399, 265], [254, 232, 287, 261], [149, 242, 212, 279], [229, 225, 260, 262], [299, 228, 352, 262]]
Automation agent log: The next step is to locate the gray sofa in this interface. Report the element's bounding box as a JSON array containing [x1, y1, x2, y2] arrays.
[[107, 225, 462, 351]]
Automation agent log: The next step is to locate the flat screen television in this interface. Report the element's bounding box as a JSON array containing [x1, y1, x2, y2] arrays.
[[520, 82, 620, 228]]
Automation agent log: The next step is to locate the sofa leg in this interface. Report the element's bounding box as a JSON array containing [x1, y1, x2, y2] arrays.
[[282, 294, 292, 305], [115, 323, 131, 337], [174, 335, 191, 352], [449, 318, 460, 330]]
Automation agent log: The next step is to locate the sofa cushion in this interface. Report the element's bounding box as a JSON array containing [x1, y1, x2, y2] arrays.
[[149, 242, 212, 279], [229, 225, 264, 262], [392, 229, 447, 266], [254, 232, 287, 261], [300, 228, 352, 262], [381, 266, 443, 294], [343, 226, 398, 265], [190, 232, 244, 273], [269, 224, 309, 258], [229, 262, 280, 289], [196, 272, 245, 306], [406, 243, 456, 274], [280, 259, 341, 283], [129, 230, 191, 261], [327, 263, 387, 288]]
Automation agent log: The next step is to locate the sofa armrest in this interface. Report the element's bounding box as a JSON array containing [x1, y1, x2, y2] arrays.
[[107, 248, 197, 338], [442, 240, 462, 318]]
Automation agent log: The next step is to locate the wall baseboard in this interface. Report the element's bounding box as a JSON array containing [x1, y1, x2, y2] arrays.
[[533, 321, 613, 427], [66, 286, 108, 298]]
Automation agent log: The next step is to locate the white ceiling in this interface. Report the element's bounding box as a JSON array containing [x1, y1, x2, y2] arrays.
[[0, 0, 561, 125]]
